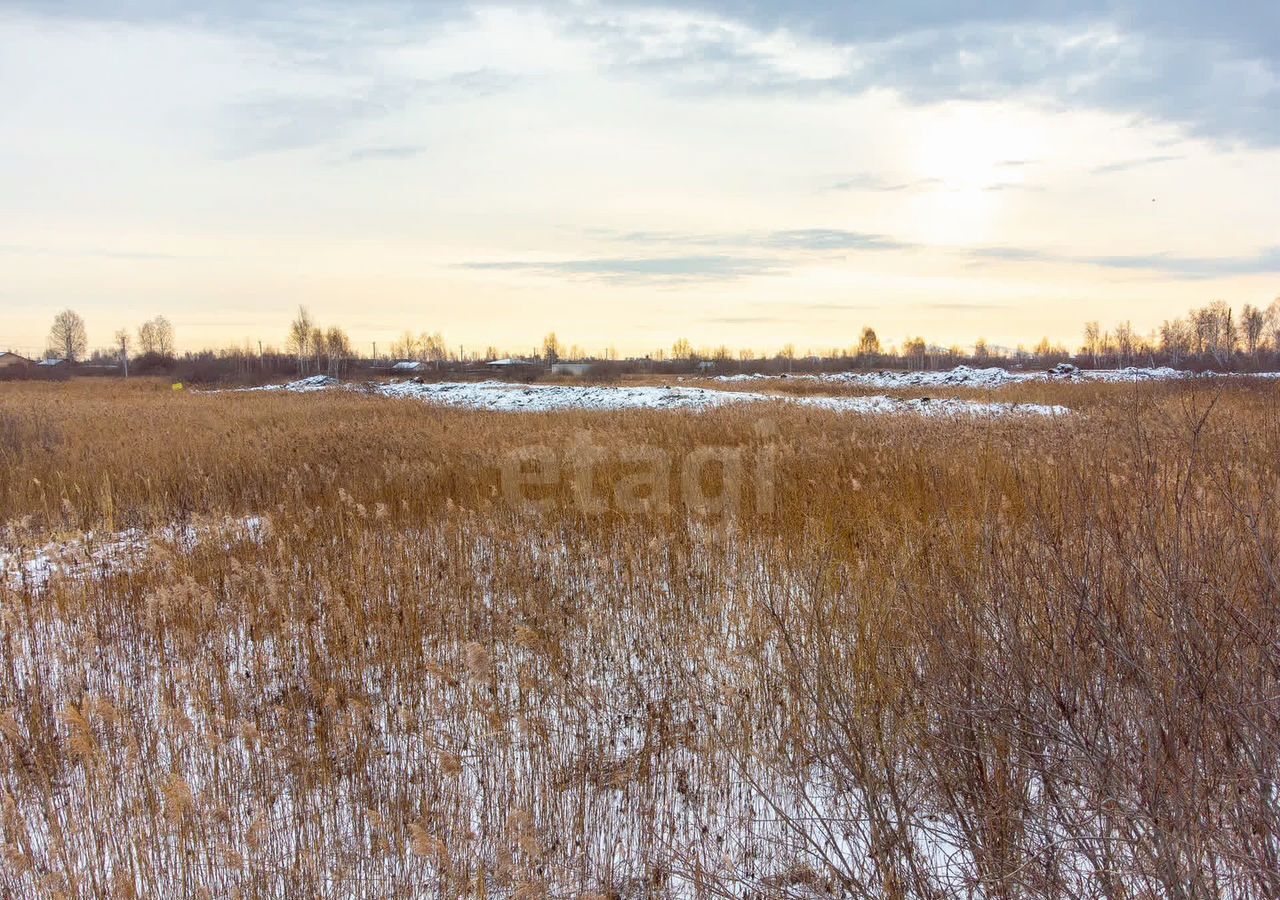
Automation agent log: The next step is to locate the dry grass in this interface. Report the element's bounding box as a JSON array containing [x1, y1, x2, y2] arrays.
[[1, 377, 1279, 897]]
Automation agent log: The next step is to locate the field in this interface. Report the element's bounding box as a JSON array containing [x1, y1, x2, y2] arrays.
[[2, 376, 1280, 898]]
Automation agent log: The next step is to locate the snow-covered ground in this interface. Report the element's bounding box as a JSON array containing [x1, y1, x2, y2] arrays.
[[237, 373, 338, 392], [222, 375, 1070, 417], [0, 518, 998, 895], [0, 515, 267, 592], [717, 363, 1264, 389], [214, 363, 1276, 417], [379, 379, 1069, 416]]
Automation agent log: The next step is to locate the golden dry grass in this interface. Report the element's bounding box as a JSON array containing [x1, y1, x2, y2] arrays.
[[1, 377, 1279, 897]]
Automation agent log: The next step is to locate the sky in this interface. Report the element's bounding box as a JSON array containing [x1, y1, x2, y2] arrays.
[[1, 0, 1278, 357]]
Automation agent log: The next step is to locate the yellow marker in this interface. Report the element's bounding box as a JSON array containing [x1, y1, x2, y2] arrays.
[[172, 383, 184, 391]]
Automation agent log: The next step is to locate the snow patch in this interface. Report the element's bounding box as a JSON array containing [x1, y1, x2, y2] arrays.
[[1, 516, 269, 593], [222, 378, 1068, 417], [718, 364, 1272, 389], [377, 379, 1067, 416]]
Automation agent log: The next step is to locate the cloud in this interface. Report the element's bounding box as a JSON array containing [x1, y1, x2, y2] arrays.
[[460, 254, 785, 282], [982, 182, 1044, 193], [14, 2, 1279, 148], [970, 244, 1280, 278], [828, 174, 943, 192], [591, 227, 915, 253], [917, 301, 1009, 310], [831, 172, 1039, 194], [1090, 154, 1183, 174], [969, 247, 1053, 264], [762, 229, 912, 251], [221, 91, 405, 157], [219, 69, 513, 157], [589, 2, 1280, 147], [344, 145, 428, 163], [1082, 247, 1280, 278]]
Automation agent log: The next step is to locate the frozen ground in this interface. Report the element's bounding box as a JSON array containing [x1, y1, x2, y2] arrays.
[[0, 515, 267, 592], [378, 379, 1069, 416], [717, 363, 1270, 389], [0, 517, 985, 895], [223, 375, 1070, 417]]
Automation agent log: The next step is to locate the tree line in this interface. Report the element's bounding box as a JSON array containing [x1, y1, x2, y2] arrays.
[[45, 309, 176, 374], [24, 296, 1280, 382]]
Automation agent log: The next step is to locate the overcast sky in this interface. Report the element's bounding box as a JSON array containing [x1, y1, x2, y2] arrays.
[[1, 0, 1278, 356]]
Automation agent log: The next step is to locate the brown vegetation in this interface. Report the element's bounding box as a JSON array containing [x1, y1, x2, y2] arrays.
[[1, 379, 1279, 897]]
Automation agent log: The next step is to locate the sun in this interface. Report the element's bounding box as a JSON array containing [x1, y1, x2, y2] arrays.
[[898, 104, 1040, 243], [912, 104, 1037, 191]]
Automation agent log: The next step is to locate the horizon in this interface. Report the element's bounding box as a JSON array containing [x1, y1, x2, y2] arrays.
[[1, 298, 1270, 363], [2, 1, 1278, 356]]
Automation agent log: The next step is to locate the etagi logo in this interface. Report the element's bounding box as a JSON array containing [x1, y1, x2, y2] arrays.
[[499, 420, 780, 518]]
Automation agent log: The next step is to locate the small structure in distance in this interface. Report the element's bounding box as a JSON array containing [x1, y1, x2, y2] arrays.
[[0, 351, 33, 370]]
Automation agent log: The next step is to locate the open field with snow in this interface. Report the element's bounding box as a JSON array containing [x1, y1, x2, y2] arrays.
[[222, 364, 1280, 417], [229, 373, 1072, 417], [3, 377, 1280, 897]]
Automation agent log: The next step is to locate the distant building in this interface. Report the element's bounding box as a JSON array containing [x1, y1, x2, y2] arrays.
[[391, 360, 423, 373], [36, 357, 67, 367], [0, 351, 32, 369], [486, 358, 541, 378], [550, 362, 592, 376]]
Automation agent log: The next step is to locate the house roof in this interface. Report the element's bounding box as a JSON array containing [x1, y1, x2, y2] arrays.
[[36, 358, 66, 366], [391, 360, 422, 371]]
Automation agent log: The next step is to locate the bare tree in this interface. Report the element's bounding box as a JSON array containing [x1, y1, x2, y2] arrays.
[[858, 327, 881, 358], [48, 309, 88, 362], [1241, 304, 1265, 359], [419, 332, 447, 364], [903, 336, 927, 369], [288, 307, 314, 374], [1114, 320, 1135, 366], [114, 329, 132, 377], [543, 332, 563, 364], [1194, 300, 1237, 366], [137, 316, 175, 357], [1160, 317, 1192, 366], [1082, 321, 1101, 366], [310, 326, 324, 374], [390, 331, 419, 360], [323, 326, 351, 377], [1266, 296, 1280, 351], [153, 316, 175, 357], [137, 320, 157, 354]]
